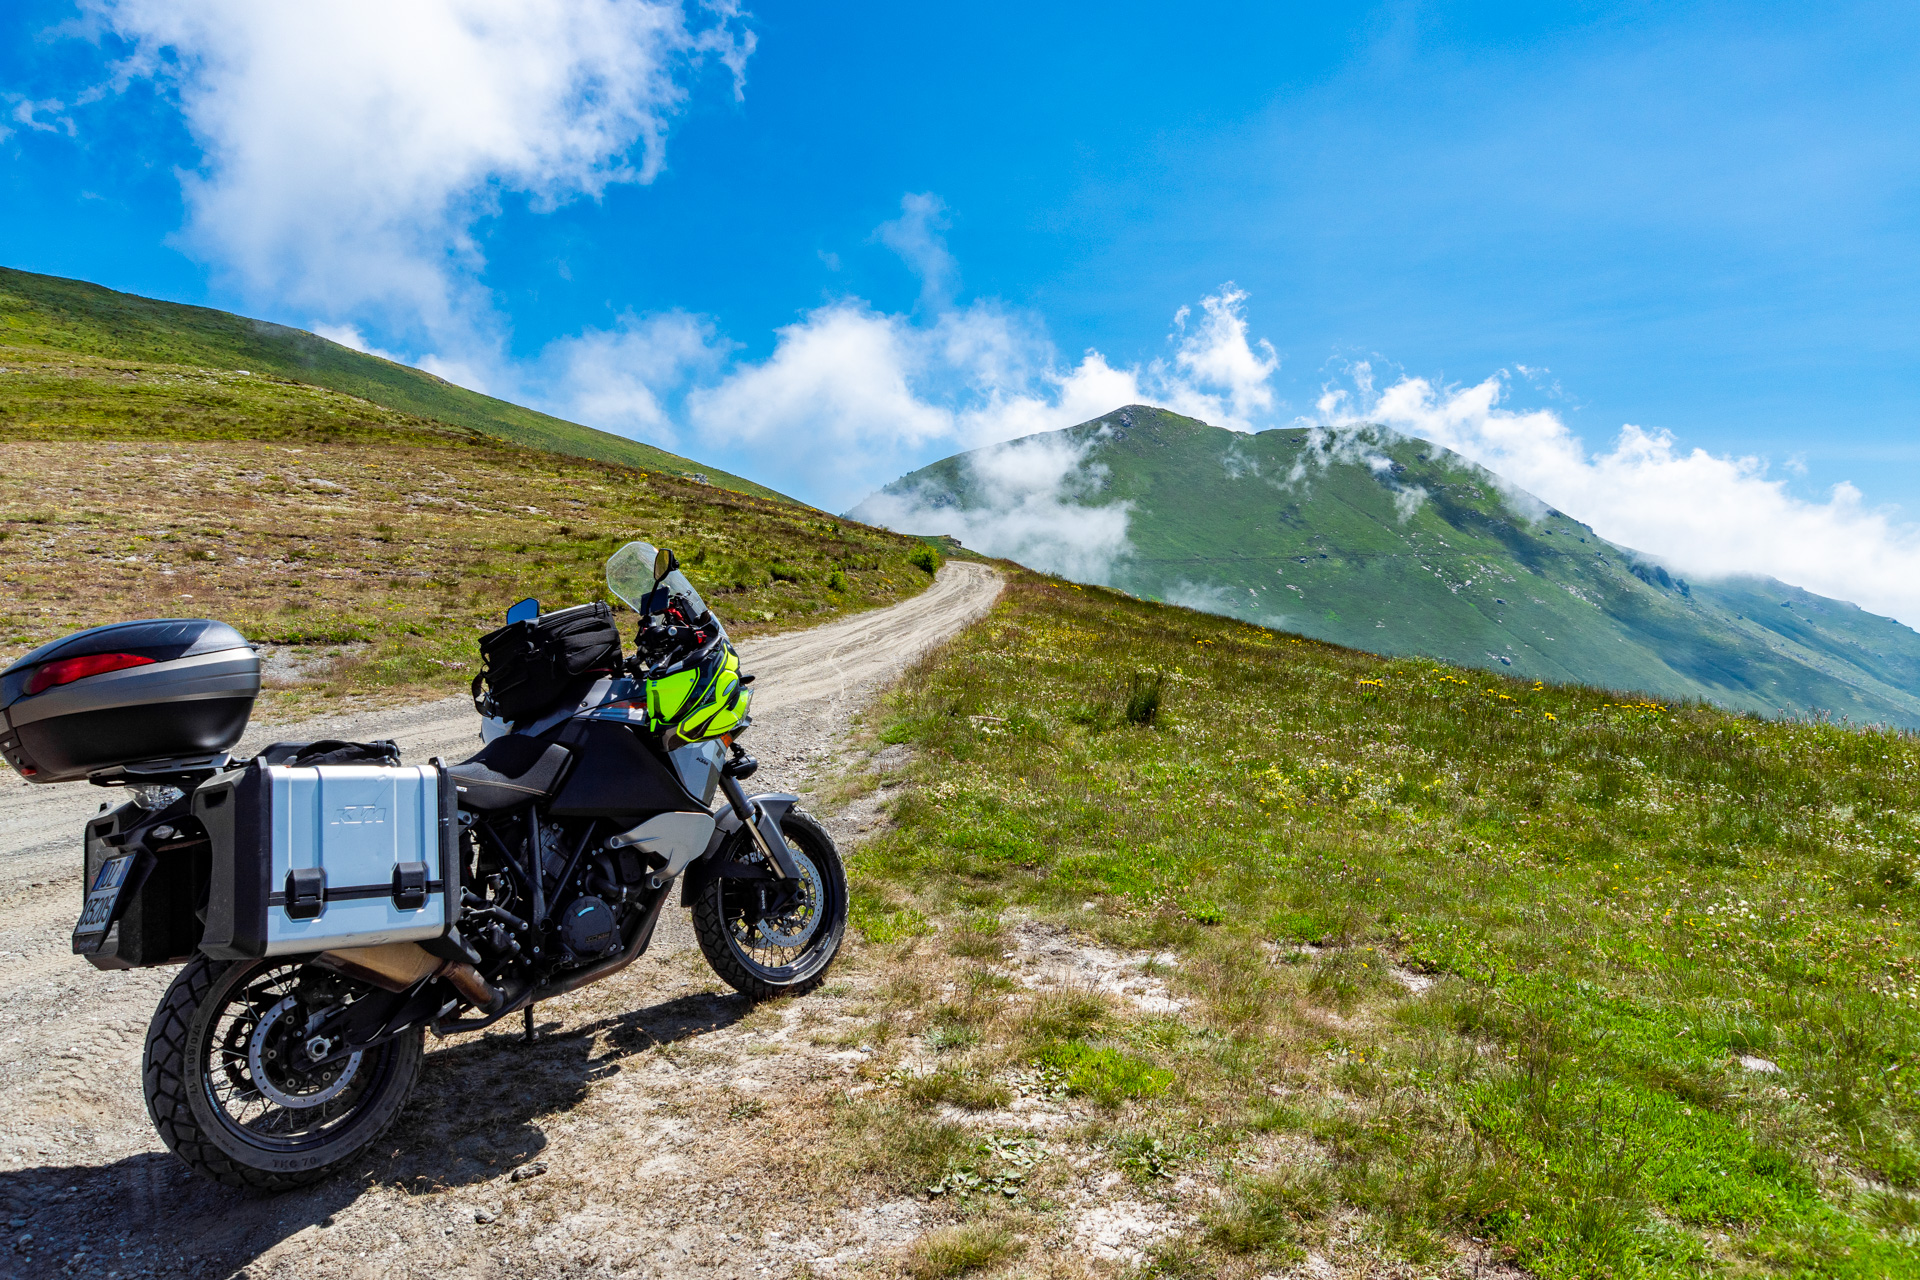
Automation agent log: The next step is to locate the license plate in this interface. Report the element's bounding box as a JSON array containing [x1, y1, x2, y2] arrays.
[[74, 854, 135, 940]]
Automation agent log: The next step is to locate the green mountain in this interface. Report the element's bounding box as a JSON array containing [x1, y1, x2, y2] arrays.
[[856, 404, 1920, 727], [0, 266, 791, 504]]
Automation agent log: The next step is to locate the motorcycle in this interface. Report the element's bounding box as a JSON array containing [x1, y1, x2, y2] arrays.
[[0, 540, 846, 1190]]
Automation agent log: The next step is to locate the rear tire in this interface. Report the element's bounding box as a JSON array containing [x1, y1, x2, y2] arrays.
[[143, 956, 425, 1192], [693, 808, 846, 999]]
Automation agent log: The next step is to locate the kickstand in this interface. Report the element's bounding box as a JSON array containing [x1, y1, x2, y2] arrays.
[[522, 1002, 535, 1044]]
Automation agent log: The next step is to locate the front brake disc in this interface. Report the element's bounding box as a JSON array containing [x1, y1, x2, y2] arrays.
[[752, 848, 823, 949]]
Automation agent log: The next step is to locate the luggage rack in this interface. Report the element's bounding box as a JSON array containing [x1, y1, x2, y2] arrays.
[[88, 753, 234, 788]]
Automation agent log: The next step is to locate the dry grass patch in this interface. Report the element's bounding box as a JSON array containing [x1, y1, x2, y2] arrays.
[[0, 398, 938, 711], [905, 1220, 1022, 1278]]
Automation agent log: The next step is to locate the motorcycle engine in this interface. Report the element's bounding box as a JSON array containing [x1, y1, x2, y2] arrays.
[[558, 896, 619, 959]]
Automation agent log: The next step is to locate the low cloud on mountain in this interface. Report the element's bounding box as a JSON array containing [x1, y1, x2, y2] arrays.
[[1314, 364, 1920, 628], [849, 432, 1134, 585]]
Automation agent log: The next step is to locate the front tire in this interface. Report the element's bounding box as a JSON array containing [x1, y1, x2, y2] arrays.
[[143, 956, 425, 1192], [693, 808, 847, 999]]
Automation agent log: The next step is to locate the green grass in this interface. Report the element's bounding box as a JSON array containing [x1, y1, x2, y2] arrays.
[[0, 265, 791, 502], [863, 404, 1920, 728], [853, 572, 1920, 1277], [1033, 1040, 1172, 1106]]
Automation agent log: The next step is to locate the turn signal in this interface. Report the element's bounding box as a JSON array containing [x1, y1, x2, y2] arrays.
[[24, 652, 155, 696]]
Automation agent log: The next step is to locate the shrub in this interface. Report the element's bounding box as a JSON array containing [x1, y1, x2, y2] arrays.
[[827, 569, 849, 593], [1125, 671, 1164, 726], [909, 544, 941, 574]]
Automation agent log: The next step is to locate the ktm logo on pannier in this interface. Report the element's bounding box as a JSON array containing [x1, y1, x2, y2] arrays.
[[331, 805, 388, 825]]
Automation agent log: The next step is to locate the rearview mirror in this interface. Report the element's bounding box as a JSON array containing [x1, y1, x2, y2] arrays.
[[653, 547, 678, 583], [505, 597, 540, 624]]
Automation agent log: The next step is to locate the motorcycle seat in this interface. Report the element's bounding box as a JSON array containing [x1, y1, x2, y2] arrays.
[[446, 735, 573, 811]]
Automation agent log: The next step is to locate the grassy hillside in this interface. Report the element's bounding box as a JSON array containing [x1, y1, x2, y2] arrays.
[[862, 405, 1920, 728], [0, 372, 936, 714], [833, 572, 1919, 1278], [0, 265, 792, 503]]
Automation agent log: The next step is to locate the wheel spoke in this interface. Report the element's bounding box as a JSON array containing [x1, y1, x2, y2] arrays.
[[194, 961, 392, 1152]]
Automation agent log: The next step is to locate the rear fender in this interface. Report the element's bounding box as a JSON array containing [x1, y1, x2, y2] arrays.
[[681, 792, 799, 905]]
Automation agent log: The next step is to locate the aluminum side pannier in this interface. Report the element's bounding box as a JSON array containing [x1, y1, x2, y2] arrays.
[[195, 761, 457, 958]]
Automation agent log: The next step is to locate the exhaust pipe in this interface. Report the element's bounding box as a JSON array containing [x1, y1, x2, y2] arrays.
[[317, 942, 503, 1012], [436, 959, 503, 1011]]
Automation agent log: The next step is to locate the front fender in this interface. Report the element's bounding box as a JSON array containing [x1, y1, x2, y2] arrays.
[[713, 791, 800, 835], [680, 792, 800, 905]]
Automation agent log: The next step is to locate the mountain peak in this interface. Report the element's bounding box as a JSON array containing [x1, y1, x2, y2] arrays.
[[854, 407, 1920, 726]]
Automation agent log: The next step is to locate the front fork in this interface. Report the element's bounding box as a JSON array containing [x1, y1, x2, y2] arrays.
[[717, 753, 800, 882]]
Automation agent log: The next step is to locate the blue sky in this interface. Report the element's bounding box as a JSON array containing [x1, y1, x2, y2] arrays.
[[6, 1, 1920, 619]]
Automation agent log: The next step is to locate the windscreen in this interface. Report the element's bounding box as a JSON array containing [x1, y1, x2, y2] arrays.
[[604, 541, 660, 613], [658, 569, 710, 623]]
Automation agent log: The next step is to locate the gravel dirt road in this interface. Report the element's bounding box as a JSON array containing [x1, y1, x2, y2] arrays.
[[0, 562, 1000, 1279]]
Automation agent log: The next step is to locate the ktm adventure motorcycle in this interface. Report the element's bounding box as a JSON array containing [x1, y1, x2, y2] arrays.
[[0, 540, 846, 1189]]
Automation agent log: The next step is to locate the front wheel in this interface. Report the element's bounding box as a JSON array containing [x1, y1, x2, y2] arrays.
[[143, 956, 425, 1191], [693, 808, 847, 999]]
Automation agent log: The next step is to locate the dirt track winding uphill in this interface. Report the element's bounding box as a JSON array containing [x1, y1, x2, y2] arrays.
[[0, 562, 1000, 1279]]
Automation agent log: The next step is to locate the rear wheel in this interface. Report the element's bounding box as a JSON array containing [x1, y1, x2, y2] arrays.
[[693, 808, 847, 999], [143, 956, 424, 1192]]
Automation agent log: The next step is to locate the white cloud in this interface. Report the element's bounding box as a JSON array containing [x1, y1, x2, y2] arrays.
[[848, 434, 1134, 585], [873, 192, 957, 310], [537, 311, 726, 445], [1317, 363, 1920, 628], [84, 0, 751, 354], [1162, 578, 1293, 630], [1391, 484, 1428, 522], [310, 322, 408, 365], [5, 94, 77, 136], [684, 278, 1282, 511], [686, 301, 956, 501], [814, 280, 1283, 579], [1169, 285, 1279, 424]]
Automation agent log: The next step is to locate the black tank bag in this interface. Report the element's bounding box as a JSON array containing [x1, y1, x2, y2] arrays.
[[472, 602, 623, 722]]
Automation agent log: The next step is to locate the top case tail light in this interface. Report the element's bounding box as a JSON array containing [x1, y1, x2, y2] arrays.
[[25, 652, 156, 697]]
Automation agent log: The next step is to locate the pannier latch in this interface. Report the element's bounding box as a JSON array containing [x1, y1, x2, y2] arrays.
[[392, 861, 430, 911], [285, 867, 326, 920]]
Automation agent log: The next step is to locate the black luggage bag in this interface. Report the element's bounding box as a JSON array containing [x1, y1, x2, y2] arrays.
[[471, 602, 623, 723]]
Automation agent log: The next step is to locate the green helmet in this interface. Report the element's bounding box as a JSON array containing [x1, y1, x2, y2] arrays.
[[646, 634, 751, 743]]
